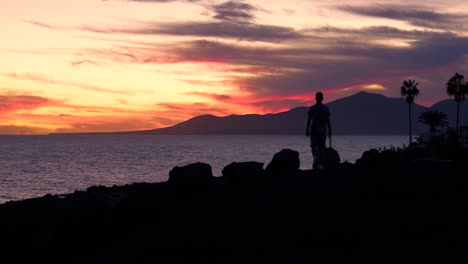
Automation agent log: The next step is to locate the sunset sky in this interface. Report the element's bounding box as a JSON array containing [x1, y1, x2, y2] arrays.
[[1, 0, 468, 134]]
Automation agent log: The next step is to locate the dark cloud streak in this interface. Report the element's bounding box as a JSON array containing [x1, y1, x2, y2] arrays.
[[24, 15, 300, 42], [212, 1, 257, 21], [22, 20, 58, 30], [307, 25, 451, 39], [81, 21, 300, 42], [70, 60, 103, 67], [184, 91, 231, 101], [157, 102, 231, 116], [338, 5, 468, 31]]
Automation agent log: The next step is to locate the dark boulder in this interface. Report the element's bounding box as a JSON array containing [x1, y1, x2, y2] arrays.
[[168, 162, 214, 186], [379, 149, 404, 166], [320, 147, 341, 170], [338, 161, 355, 171], [222, 162, 264, 185], [355, 148, 379, 167], [265, 149, 300, 175]]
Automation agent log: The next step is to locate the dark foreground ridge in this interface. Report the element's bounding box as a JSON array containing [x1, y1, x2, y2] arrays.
[[0, 148, 466, 263]]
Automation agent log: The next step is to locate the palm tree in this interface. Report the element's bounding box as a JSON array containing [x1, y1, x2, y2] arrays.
[[401, 79, 420, 145], [418, 110, 449, 133], [446, 72, 466, 134]]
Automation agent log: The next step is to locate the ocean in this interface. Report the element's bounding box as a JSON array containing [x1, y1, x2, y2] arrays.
[[0, 135, 407, 203]]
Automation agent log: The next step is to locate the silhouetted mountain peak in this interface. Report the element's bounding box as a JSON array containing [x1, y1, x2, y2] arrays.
[[175, 114, 219, 126], [431, 99, 457, 109], [354, 91, 374, 96], [430, 99, 468, 126], [350, 91, 389, 99], [329, 91, 395, 108]]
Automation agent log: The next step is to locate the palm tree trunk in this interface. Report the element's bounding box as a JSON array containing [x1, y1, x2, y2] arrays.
[[409, 103, 412, 146], [456, 101, 460, 135]]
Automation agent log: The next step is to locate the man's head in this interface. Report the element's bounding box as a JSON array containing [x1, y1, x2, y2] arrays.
[[315, 92, 324, 102]]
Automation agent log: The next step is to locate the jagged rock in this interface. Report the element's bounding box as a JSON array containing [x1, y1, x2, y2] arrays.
[[321, 148, 341, 170], [168, 162, 214, 185], [339, 161, 355, 171], [222, 161, 264, 185], [355, 148, 379, 167], [379, 149, 402, 165], [265, 149, 300, 175]]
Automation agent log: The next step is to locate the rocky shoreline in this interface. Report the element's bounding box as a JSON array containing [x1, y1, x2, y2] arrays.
[[0, 148, 466, 263]]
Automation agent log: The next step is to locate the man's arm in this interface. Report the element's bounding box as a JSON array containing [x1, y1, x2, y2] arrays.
[[327, 113, 332, 137]]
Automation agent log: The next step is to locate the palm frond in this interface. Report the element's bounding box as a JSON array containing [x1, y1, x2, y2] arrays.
[[447, 72, 465, 98], [401, 86, 407, 96], [401, 79, 420, 104], [418, 110, 449, 132]]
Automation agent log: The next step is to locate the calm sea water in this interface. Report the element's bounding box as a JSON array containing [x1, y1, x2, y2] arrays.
[[0, 135, 406, 203]]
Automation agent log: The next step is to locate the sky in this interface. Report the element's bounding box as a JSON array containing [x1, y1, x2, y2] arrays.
[[1, 0, 468, 134]]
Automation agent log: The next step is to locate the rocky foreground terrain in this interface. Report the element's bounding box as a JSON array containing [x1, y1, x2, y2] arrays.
[[0, 148, 466, 263]]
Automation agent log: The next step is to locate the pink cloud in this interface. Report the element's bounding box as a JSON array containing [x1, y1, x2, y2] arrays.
[[0, 95, 59, 114]]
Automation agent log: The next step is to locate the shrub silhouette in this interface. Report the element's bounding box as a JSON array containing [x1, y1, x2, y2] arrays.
[[418, 110, 448, 133]]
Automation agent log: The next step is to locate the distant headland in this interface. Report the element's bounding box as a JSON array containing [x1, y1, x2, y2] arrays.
[[50, 91, 468, 136]]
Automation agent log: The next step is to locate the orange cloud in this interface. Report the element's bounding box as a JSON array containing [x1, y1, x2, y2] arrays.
[[0, 93, 179, 133], [0, 95, 58, 115], [8, 110, 176, 133], [2, 72, 131, 95]]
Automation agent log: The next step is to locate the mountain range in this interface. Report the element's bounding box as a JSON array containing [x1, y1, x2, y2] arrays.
[[56, 91, 468, 135]]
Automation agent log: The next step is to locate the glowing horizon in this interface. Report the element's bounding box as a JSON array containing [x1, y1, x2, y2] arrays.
[[1, 0, 468, 134]]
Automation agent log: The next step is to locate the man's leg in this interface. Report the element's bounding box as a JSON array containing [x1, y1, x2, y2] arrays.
[[310, 136, 319, 170], [315, 135, 327, 170], [311, 145, 319, 170], [310, 135, 317, 170]]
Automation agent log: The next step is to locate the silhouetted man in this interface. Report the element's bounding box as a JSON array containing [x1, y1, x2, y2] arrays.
[[306, 92, 332, 170]]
